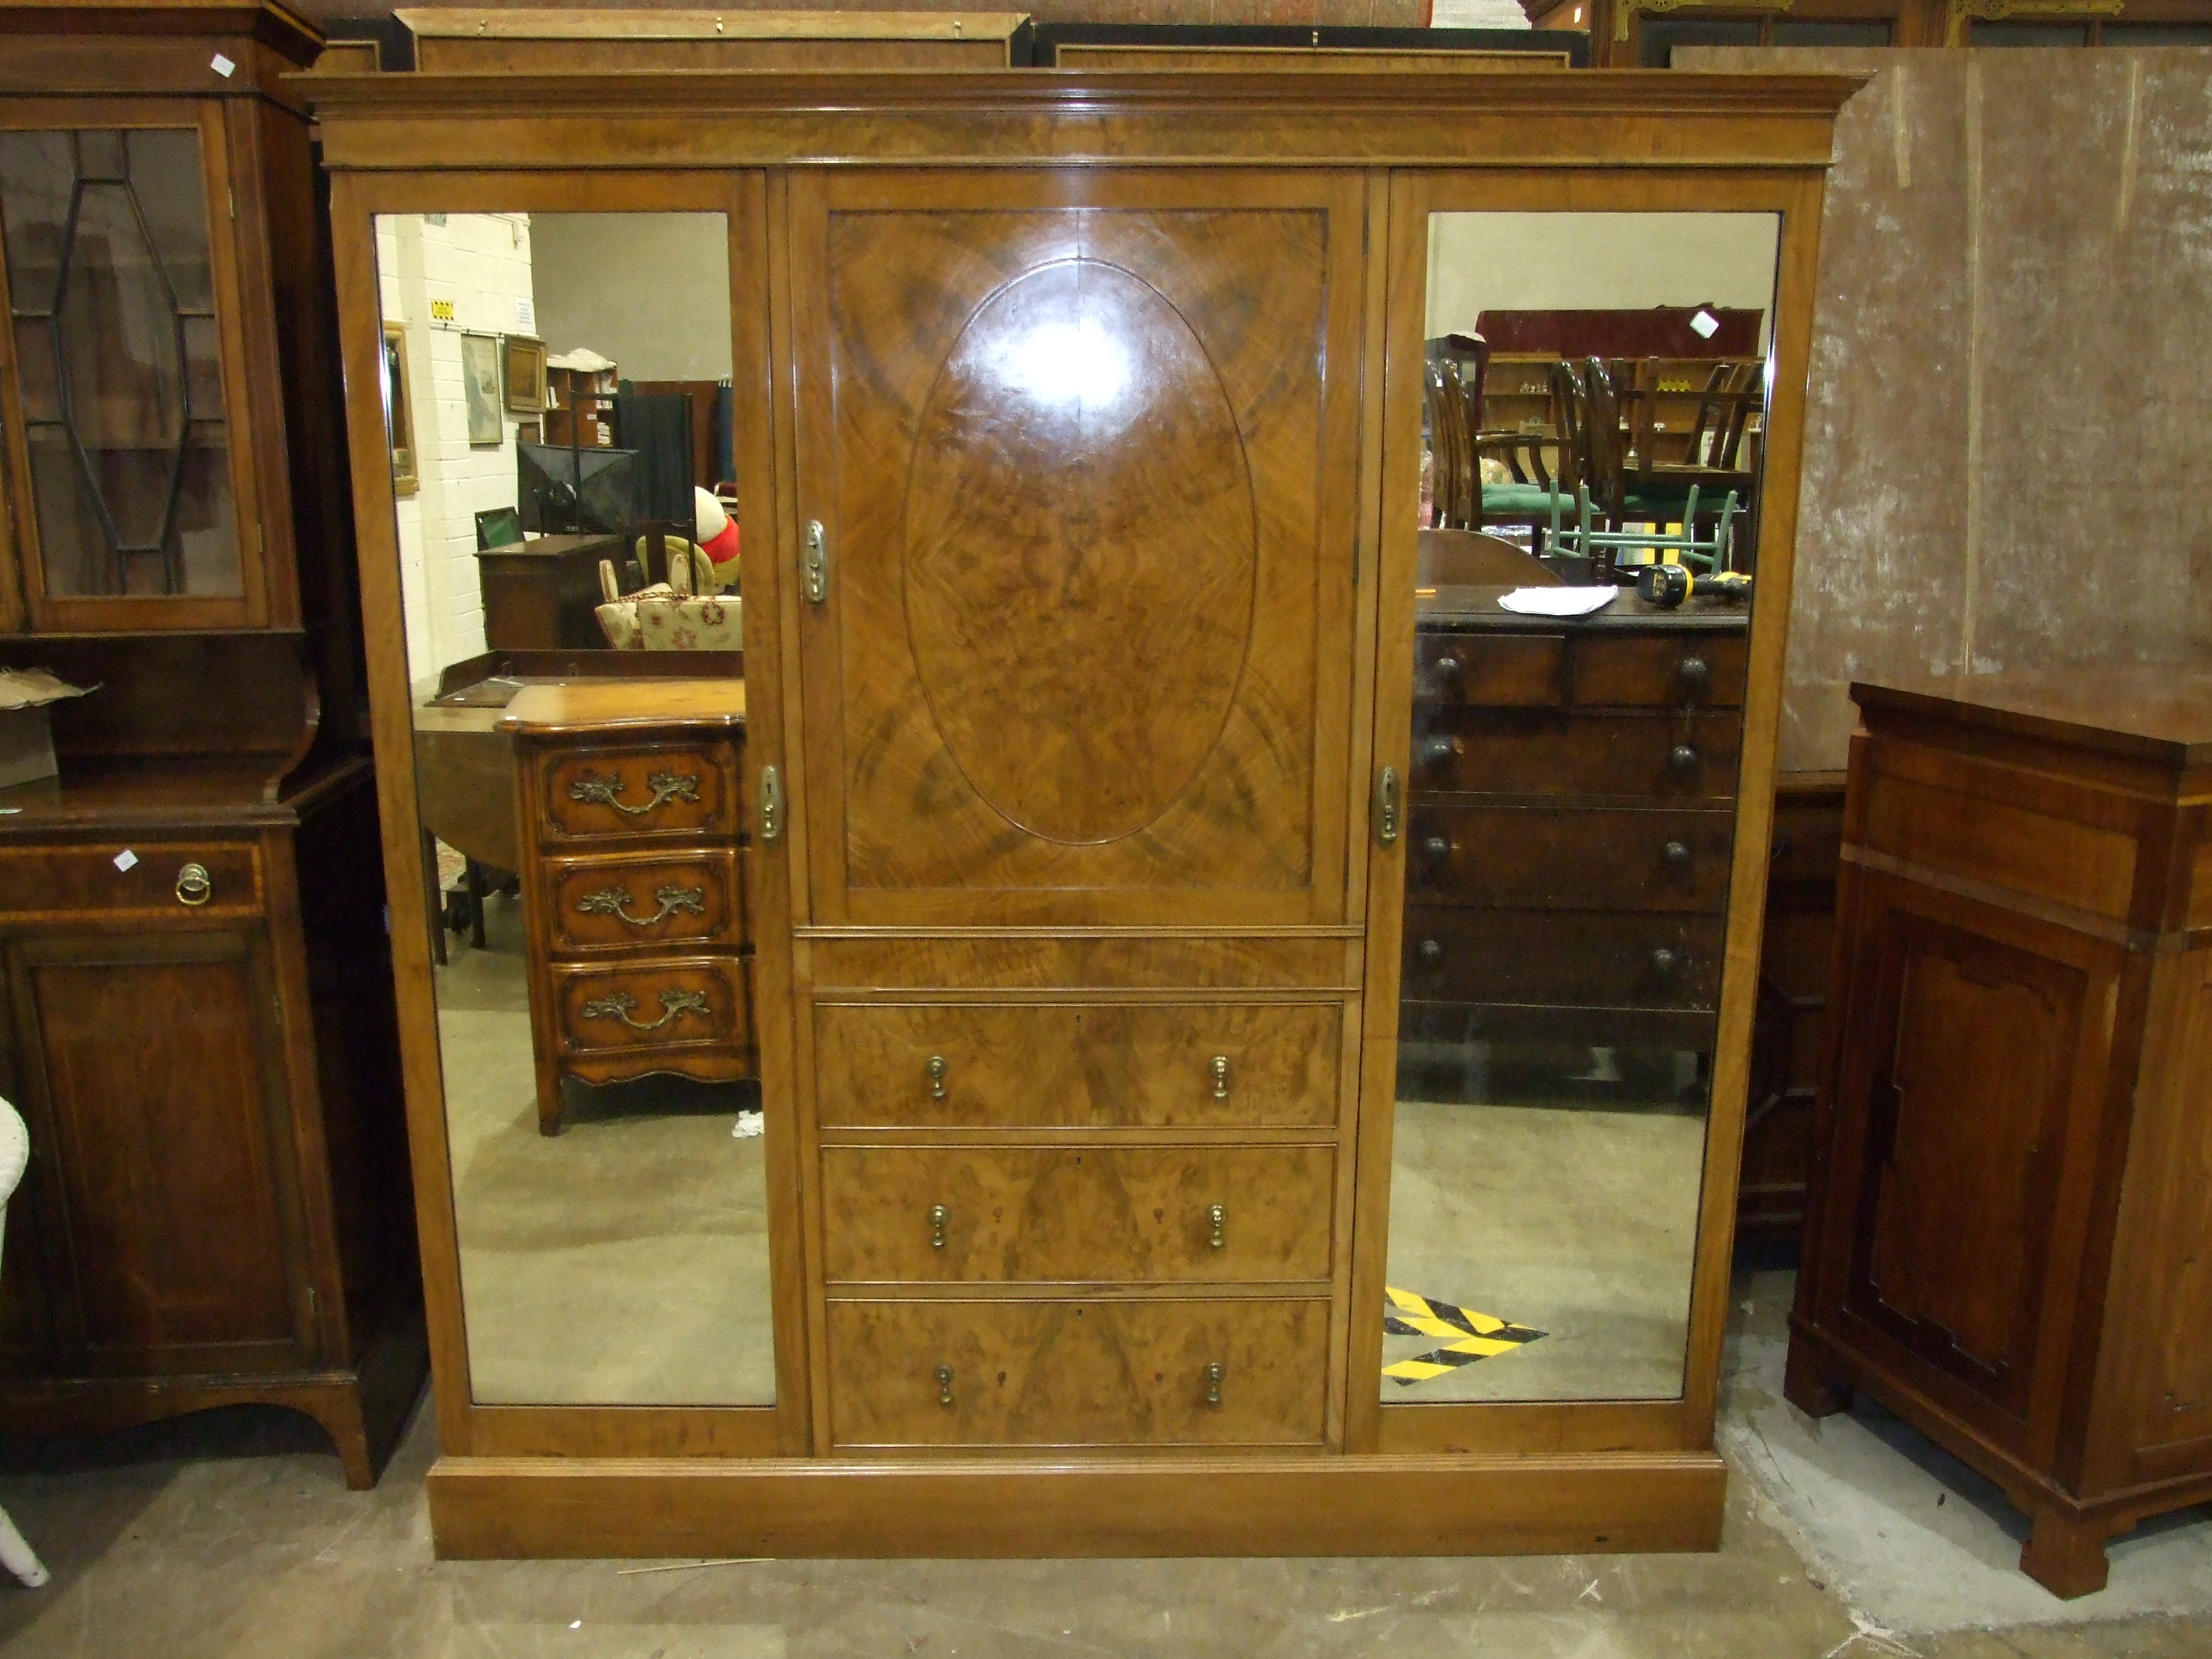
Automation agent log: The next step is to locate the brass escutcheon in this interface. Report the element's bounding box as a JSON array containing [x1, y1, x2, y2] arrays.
[[936, 1364, 954, 1407], [1208, 1203, 1226, 1250], [929, 1203, 949, 1250], [1209, 1054, 1229, 1101], [1204, 1362, 1224, 1407]]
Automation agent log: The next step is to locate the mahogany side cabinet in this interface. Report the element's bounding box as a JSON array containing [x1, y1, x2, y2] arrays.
[[1788, 670, 2212, 1597]]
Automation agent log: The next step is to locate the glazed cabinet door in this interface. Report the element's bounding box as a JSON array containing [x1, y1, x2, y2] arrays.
[[0, 103, 270, 631], [0, 930, 313, 1379], [789, 169, 1368, 928]]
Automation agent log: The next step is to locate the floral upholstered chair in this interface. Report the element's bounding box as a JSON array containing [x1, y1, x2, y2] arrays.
[[594, 546, 743, 652]]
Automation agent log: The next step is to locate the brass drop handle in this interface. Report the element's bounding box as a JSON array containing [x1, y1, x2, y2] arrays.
[[929, 1203, 949, 1250], [174, 863, 212, 907], [568, 770, 701, 816], [1209, 1055, 1229, 1100], [1417, 937, 1445, 967], [1204, 1362, 1224, 1407], [1668, 743, 1700, 778], [926, 1055, 948, 1099], [1208, 1203, 1226, 1250], [1662, 839, 1692, 871], [936, 1364, 954, 1407]]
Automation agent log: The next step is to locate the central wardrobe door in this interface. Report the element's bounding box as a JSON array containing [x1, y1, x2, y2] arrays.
[[791, 172, 1366, 928]]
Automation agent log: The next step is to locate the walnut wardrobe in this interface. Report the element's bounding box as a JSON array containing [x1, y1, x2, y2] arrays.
[[308, 58, 1856, 1556]]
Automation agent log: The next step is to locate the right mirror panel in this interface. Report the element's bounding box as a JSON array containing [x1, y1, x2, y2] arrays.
[[1385, 210, 1781, 1403]]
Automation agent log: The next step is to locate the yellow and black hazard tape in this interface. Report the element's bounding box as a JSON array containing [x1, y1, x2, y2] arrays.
[[1382, 1285, 1545, 1385]]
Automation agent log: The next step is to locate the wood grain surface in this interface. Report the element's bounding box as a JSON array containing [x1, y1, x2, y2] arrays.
[[818, 1145, 1335, 1284], [814, 1000, 1340, 1129], [824, 1296, 1330, 1448]]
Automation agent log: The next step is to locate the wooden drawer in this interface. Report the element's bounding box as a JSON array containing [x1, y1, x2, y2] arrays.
[[1409, 803, 1734, 911], [541, 850, 746, 955], [1402, 906, 1725, 1010], [0, 840, 263, 921], [818, 1145, 1335, 1284], [814, 1001, 1340, 1129], [1410, 708, 1744, 800], [1418, 631, 1563, 707], [549, 956, 753, 1057], [537, 741, 739, 843], [825, 1296, 1329, 1448], [1570, 632, 1748, 708]]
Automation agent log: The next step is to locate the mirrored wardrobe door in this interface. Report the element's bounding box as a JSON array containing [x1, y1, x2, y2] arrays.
[[374, 209, 770, 1407], [1379, 210, 1782, 1406]]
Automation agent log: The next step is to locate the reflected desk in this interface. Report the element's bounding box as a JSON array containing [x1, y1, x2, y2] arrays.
[[1401, 583, 1751, 1060], [412, 659, 755, 1133]]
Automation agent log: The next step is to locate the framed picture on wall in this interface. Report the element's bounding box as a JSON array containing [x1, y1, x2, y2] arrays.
[[503, 334, 547, 416], [381, 322, 418, 496], [460, 331, 503, 446]]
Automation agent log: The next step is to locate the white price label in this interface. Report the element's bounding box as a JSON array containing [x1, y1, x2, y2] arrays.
[[210, 52, 236, 78], [1689, 309, 1720, 340], [113, 849, 139, 872]]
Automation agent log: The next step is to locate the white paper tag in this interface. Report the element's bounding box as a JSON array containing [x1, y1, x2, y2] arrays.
[[1690, 309, 1720, 340], [210, 52, 236, 78], [516, 298, 535, 331], [113, 849, 138, 872]]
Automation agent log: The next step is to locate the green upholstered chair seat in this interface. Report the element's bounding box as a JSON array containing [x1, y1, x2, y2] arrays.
[[1480, 482, 1579, 519]]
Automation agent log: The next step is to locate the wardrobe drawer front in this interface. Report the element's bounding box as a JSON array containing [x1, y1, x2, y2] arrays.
[[819, 1145, 1335, 1285], [1411, 710, 1744, 800], [1570, 633, 1748, 709], [550, 957, 753, 1056], [814, 1001, 1340, 1129], [1402, 907, 1725, 1010], [538, 743, 739, 842], [0, 841, 263, 920], [542, 850, 746, 955], [1408, 804, 1734, 912], [825, 1297, 1329, 1449]]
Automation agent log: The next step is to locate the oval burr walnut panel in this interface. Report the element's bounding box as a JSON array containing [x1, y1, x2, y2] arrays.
[[905, 259, 1257, 847], [817, 1145, 1335, 1284], [824, 1296, 1329, 1448], [813, 1001, 1341, 1129], [795, 173, 1365, 924]]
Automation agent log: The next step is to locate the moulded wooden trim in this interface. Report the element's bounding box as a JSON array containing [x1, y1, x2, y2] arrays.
[[465, 1404, 784, 1459], [424, 1447, 1727, 1559], [1378, 1397, 1690, 1456]]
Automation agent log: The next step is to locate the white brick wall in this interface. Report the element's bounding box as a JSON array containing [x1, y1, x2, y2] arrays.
[[377, 213, 537, 690]]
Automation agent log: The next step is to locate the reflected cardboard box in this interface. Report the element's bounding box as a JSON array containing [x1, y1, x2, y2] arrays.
[[0, 670, 95, 788]]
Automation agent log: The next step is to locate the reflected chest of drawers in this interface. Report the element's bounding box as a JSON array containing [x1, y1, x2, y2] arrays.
[[1788, 670, 2212, 1598], [503, 682, 755, 1136], [1400, 585, 1751, 1059]]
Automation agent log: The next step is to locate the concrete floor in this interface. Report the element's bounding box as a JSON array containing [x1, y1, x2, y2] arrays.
[[435, 903, 776, 1407], [0, 1264, 2205, 1657]]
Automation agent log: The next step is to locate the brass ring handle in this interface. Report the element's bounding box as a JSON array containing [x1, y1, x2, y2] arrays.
[[574, 884, 706, 928], [1208, 1203, 1226, 1250], [926, 1055, 948, 1100], [936, 1364, 954, 1407], [1204, 1362, 1224, 1407], [568, 770, 702, 816], [579, 988, 710, 1031], [1209, 1055, 1229, 1101], [174, 863, 212, 907], [929, 1203, 949, 1250]]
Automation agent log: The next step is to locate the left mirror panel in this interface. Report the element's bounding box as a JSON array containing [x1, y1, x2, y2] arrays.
[[377, 211, 768, 1406]]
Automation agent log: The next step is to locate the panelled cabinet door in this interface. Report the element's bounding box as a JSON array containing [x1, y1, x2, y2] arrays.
[[0, 103, 270, 632], [1811, 871, 2120, 1453], [0, 930, 313, 1378], [790, 170, 1367, 927]]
